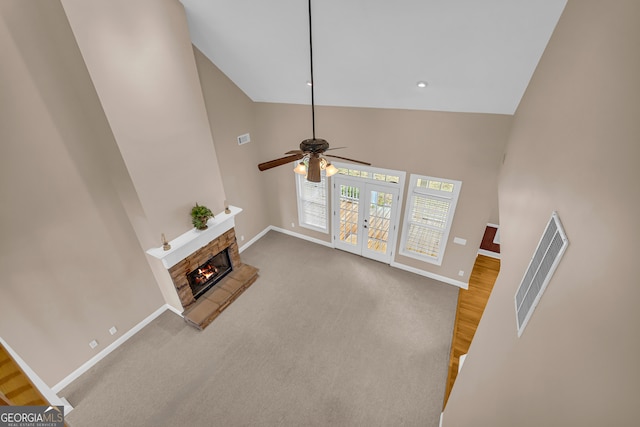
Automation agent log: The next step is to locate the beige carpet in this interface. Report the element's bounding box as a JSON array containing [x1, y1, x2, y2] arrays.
[[62, 231, 458, 426]]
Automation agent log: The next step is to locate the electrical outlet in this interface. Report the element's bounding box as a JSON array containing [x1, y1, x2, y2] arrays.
[[458, 270, 465, 277], [291, 222, 295, 227], [109, 326, 117, 335], [240, 235, 245, 242], [89, 340, 99, 349]]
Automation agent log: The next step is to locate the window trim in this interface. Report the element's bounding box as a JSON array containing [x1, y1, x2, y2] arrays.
[[295, 167, 329, 233], [399, 174, 462, 265], [294, 161, 406, 235]]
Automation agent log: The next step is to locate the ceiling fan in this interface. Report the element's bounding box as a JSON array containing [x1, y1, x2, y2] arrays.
[[257, 0, 370, 183]]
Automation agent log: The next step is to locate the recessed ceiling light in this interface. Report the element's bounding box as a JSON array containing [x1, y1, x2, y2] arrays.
[[417, 81, 428, 88]]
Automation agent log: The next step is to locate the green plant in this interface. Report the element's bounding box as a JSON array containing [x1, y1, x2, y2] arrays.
[[191, 203, 214, 230]]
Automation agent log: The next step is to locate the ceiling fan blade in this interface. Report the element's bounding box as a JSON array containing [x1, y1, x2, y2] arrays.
[[285, 150, 304, 155], [325, 146, 347, 151], [325, 154, 371, 166], [258, 154, 304, 171]]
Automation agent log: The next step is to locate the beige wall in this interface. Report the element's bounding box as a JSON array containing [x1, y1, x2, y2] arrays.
[[444, 1, 640, 425], [193, 51, 510, 287], [0, 1, 164, 386], [192, 48, 271, 244], [60, 0, 228, 309], [60, 0, 227, 240], [0, 0, 237, 387], [253, 103, 511, 282]]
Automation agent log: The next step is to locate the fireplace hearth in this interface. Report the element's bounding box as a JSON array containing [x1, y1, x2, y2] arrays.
[[165, 227, 258, 329]]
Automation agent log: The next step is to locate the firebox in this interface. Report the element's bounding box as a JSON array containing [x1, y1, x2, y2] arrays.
[[186, 248, 232, 300]]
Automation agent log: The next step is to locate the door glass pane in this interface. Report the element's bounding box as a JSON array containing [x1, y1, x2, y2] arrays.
[[367, 190, 393, 254], [339, 185, 359, 246]]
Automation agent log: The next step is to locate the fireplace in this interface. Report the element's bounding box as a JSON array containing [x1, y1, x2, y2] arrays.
[[187, 248, 232, 300], [147, 208, 259, 329], [166, 227, 243, 310]]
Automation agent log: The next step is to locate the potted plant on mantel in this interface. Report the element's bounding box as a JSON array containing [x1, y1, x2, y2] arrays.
[[191, 203, 214, 230]]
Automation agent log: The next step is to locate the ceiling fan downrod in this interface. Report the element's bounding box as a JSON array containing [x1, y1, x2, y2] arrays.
[[255, 0, 371, 181], [308, 0, 316, 141]]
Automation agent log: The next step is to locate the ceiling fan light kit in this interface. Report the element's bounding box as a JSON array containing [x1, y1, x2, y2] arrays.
[[293, 162, 307, 175], [256, 0, 370, 183], [324, 163, 338, 176]]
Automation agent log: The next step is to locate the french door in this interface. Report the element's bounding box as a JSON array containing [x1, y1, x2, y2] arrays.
[[332, 176, 400, 263]]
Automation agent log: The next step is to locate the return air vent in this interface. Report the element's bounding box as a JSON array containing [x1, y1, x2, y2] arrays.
[[237, 133, 251, 145], [515, 212, 569, 336]]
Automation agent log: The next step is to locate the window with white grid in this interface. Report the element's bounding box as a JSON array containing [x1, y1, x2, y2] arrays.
[[295, 170, 328, 233], [399, 175, 461, 265]]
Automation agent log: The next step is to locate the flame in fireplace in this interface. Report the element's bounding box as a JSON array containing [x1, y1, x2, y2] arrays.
[[198, 266, 218, 280]]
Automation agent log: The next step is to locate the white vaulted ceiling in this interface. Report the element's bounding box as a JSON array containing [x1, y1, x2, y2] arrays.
[[179, 0, 567, 115]]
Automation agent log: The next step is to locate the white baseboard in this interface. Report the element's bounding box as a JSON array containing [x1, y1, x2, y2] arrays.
[[269, 226, 334, 248], [243, 226, 465, 288], [478, 249, 501, 259], [52, 304, 179, 393], [164, 303, 184, 317], [245, 226, 465, 289], [440, 411, 444, 427], [60, 397, 74, 415], [245, 226, 334, 249], [238, 226, 272, 253], [390, 261, 469, 289]]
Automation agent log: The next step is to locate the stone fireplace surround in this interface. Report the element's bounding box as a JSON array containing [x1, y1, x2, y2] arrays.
[[169, 227, 240, 309], [147, 207, 258, 330]]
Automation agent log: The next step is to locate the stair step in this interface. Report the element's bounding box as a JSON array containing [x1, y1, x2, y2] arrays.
[[6, 383, 30, 400], [0, 370, 20, 384], [22, 396, 47, 406], [0, 356, 10, 368]]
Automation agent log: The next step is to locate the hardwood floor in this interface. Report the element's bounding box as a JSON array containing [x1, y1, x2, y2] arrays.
[[443, 254, 500, 409], [0, 344, 47, 406]]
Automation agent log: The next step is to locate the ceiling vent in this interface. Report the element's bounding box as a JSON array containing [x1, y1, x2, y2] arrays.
[[515, 212, 569, 337]]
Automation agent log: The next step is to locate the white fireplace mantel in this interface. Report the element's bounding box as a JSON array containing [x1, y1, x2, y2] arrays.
[[146, 206, 242, 269]]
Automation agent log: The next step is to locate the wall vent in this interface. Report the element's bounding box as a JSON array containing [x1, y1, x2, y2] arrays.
[[237, 133, 251, 145], [515, 211, 569, 336]]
